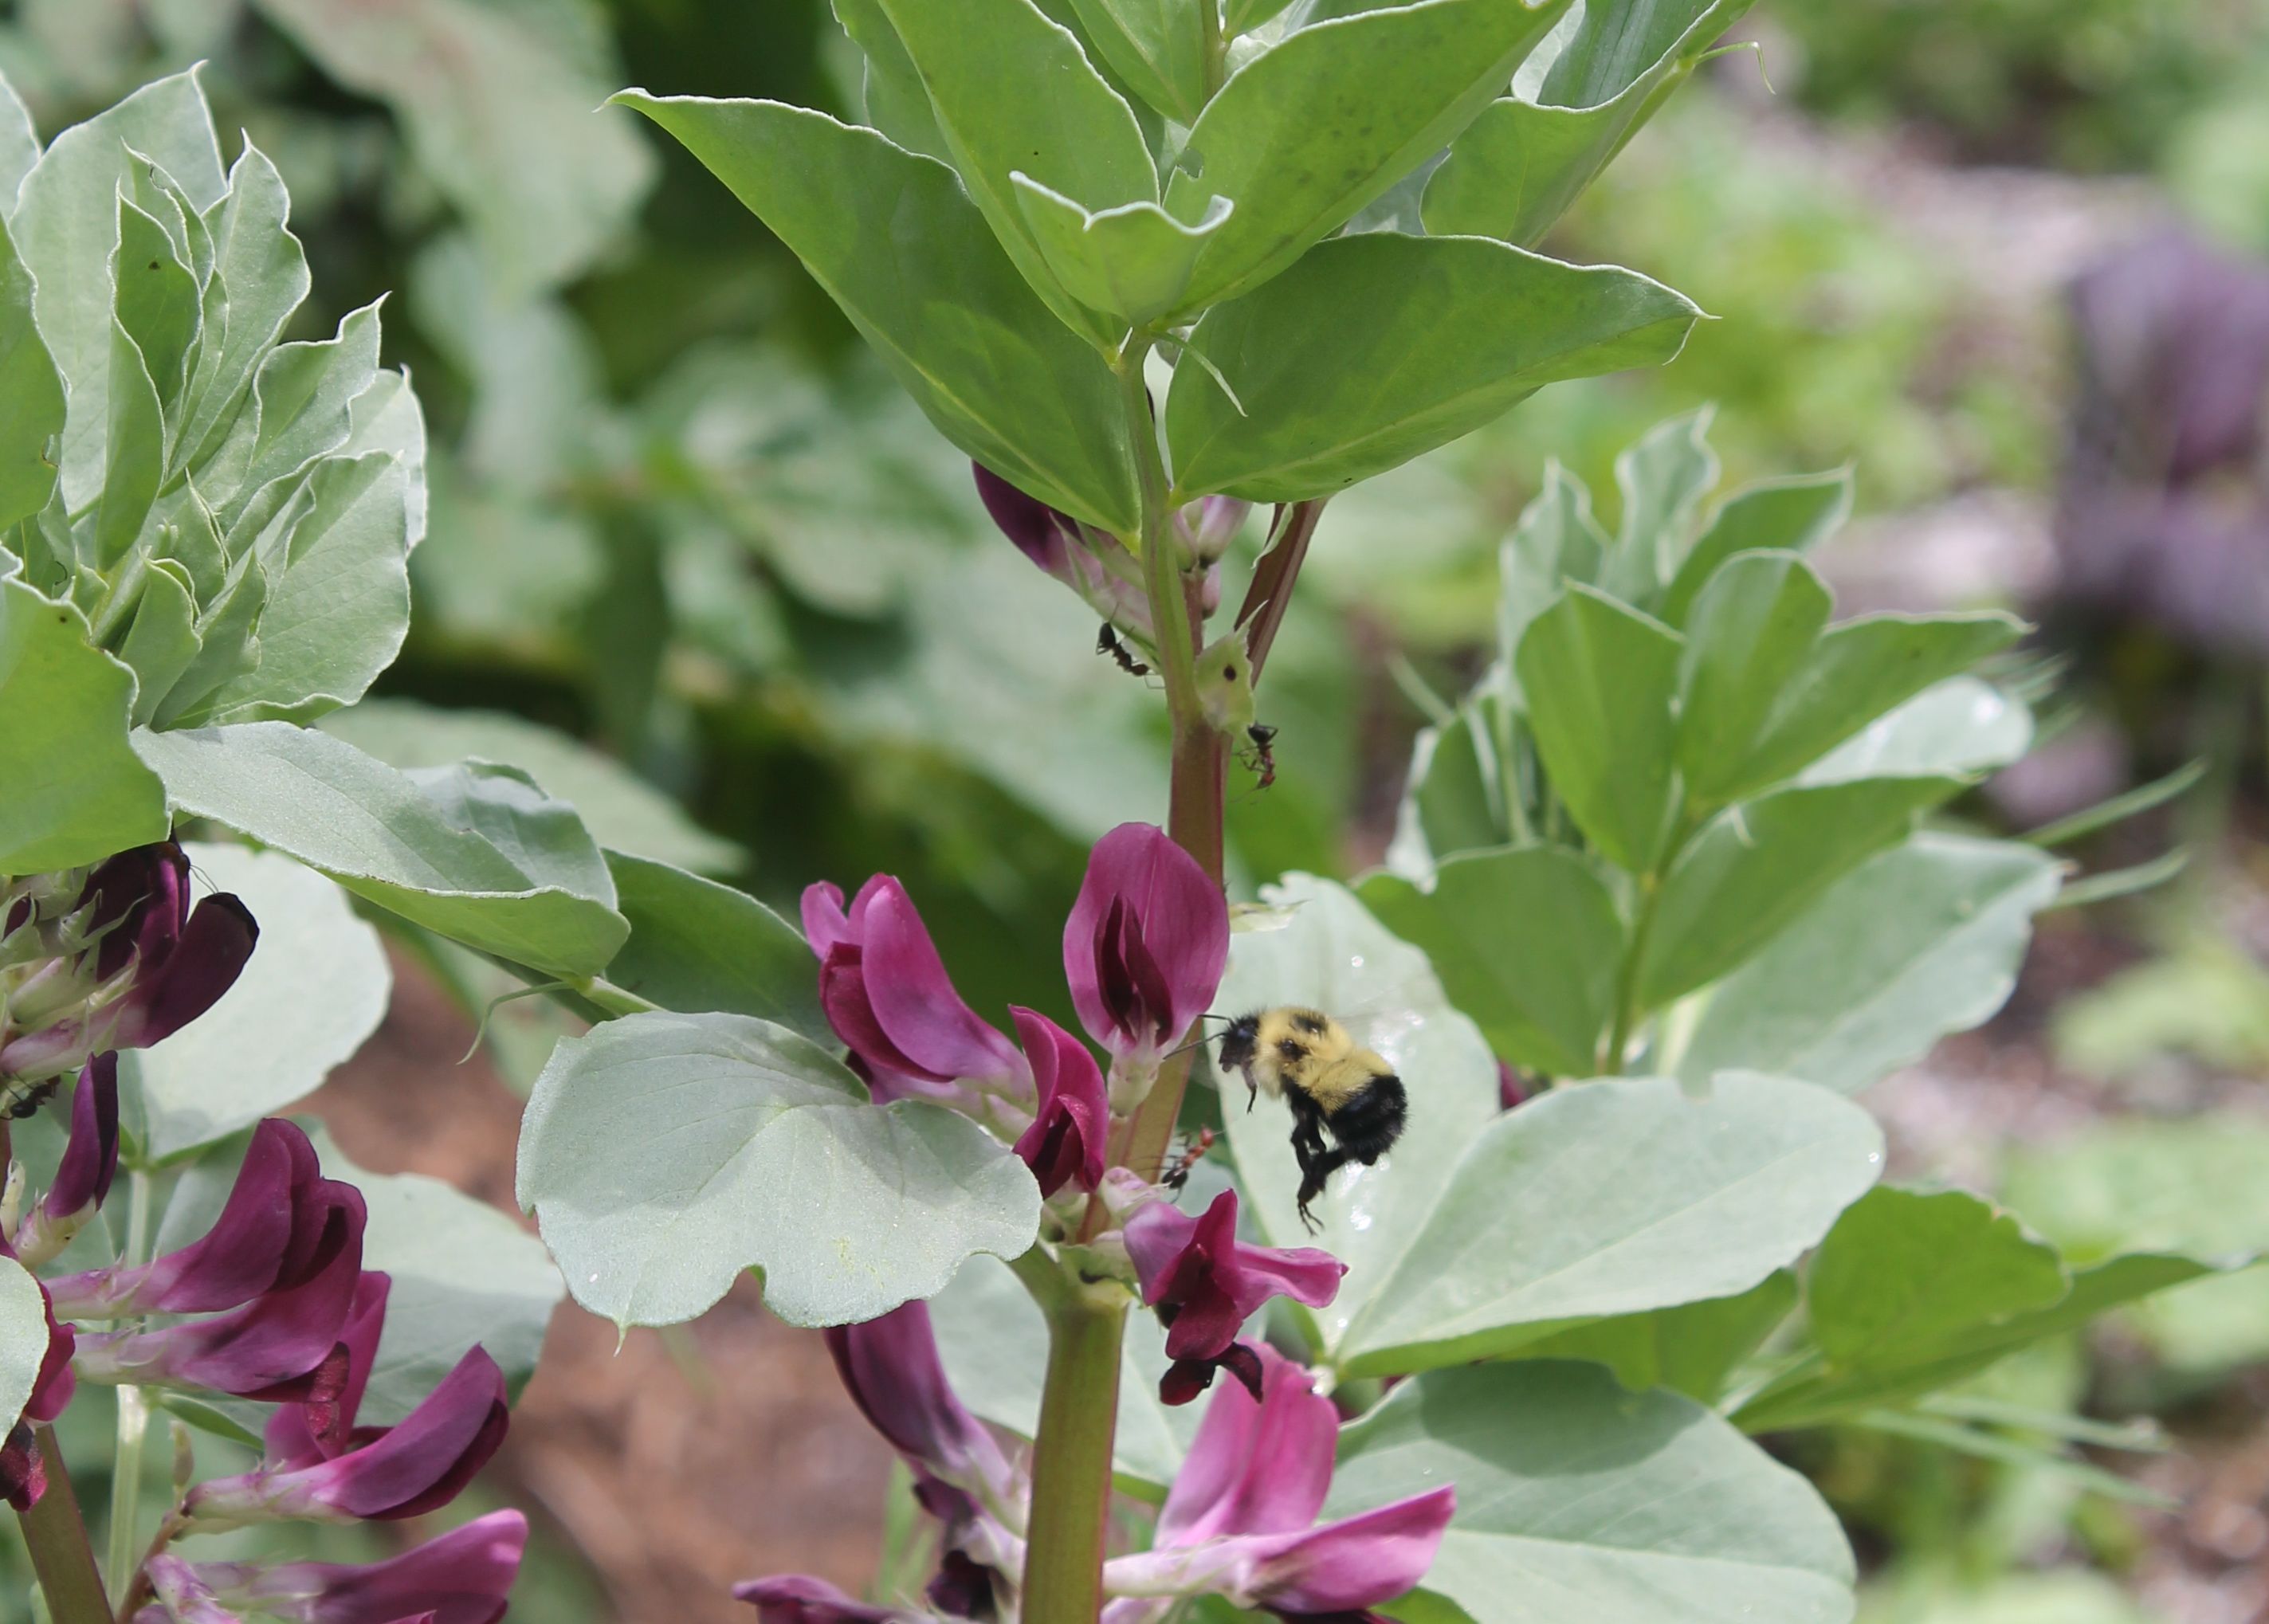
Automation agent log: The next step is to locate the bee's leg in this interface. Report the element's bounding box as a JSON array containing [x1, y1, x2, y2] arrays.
[[1245, 1074, 1258, 1113], [1294, 1145, 1352, 1233]]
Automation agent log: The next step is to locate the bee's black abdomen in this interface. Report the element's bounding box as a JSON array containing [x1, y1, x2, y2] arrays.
[[1217, 1012, 1261, 1074], [1328, 1074, 1407, 1165]]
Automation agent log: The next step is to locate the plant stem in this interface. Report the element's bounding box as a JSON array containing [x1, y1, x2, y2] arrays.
[[17, 1428, 110, 1624], [1019, 1279, 1130, 1624], [107, 1171, 153, 1599], [1235, 497, 1324, 683], [1603, 802, 1698, 1073]]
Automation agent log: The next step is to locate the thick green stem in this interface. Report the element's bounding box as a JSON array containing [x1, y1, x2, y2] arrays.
[[1603, 802, 1698, 1072], [1019, 1281, 1130, 1624], [17, 1428, 110, 1624]]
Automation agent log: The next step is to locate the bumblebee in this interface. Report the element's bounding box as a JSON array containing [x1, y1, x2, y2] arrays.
[[1217, 1007, 1407, 1231]]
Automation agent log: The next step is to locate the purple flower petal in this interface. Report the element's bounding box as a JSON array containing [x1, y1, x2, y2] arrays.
[[858, 881, 1023, 1088], [1125, 1191, 1345, 1365], [732, 1575, 901, 1624], [1158, 1347, 1335, 1548], [38, 1053, 119, 1222], [110, 892, 257, 1050], [0, 1422, 45, 1512], [1010, 1008, 1107, 1196], [1063, 825, 1227, 1063], [1231, 1489, 1458, 1613], [82, 842, 191, 980], [973, 464, 1078, 576], [823, 1300, 1011, 1499], [265, 1271, 392, 1464], [291, 1347, 510, 1520], [241, 1508, 527, 1624]]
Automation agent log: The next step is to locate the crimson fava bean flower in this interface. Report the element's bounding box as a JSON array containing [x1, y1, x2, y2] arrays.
[[1101, 1347, 1454, 1621], [1125, 1190, 1346, 1406], [733, 1575, 905, 1624], [823, 1299, 1017, 1508], [0, 841, 258, 1087], [1065, 823, 1230, 1074], [12, 1053, 120, 1261], [148, 1508, 528, 1624], [183, 1344, 509, 1529], [803, 875, 1027, 1103], [1009, 1006, 1106, 1197], [973, 463, 1153, 635]]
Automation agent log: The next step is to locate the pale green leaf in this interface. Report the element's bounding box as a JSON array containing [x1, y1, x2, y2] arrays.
[[1661, 467, 1853, 627], [176, 143, 310, 474], [1498, 460, 1606, 669], [1796, 677, 2033, 787], [1168, 233, 1699, 500], [1164, 0, 1575, 315], [0, 71, 37, 206], [603, 852, 828, 1044], [1329, 1362, 1856, 1624], [1067, 0, 1210, 123], [1676, 551, 1831, 798], [0, 214, 63, 530], [516, 1011, 1039, 1328], [1600, 405, 1717, 602], [1014, 177, 1231, 328], [134, 722, 628, 977], [117, 560, 202, 724], [614, 94, 1140, 535], [1678, 834, 2062, 1095], [830, 0, 953, 161], [1515, 1271, 1796, 1403], [0, 1254, 46, 1432]]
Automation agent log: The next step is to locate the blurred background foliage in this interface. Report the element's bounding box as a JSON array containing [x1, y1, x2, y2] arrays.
[[6, 0, 2269, 1619]]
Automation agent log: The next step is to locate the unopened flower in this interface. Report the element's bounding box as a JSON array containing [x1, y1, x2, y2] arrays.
[[1174, 496, 1251, 564], [49, 1119, 359, 1319], [824, 1300, 1017, 1511], [184, 1346, 509, 1529], [0, 841, 257, 1088], [1063, 825, 1228, 1081], [1103, 1347, 1454, 1618], [972, 464, 1151, 634], [803, 877, 1027, 1105], [1009, 1008, 1106, 1197], [1124, 1191, 1344, 1406], [178, 1508, 528, 1624], [13, 1054, 119, 1261]]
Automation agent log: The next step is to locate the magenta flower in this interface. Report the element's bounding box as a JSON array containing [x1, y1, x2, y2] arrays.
[[72, 1218, 366, 1406], [1009, 1007, 1106, 1197], [1064, 825, 1228, 1070], [13, 1054, 120, 1260], [0, 1424, 42, 1513], [265, 1270, 391, 1461], [1125, 1191, 1345, 1406], [732, 1575, 903, 1623], [167, 1508, 528, 1624], [1103, 1347, 1454, 1618], [0, 841, 257, 1085], [186, 1345, 509, 1529], [803, 877, 1026, 1103], [49, 1119, 359, 1320], [972, 463, 1152, 634], [823, 1300, 1015, 1506]]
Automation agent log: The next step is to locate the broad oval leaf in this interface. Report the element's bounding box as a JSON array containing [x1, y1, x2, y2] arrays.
[[1329, 1361, 1856, 1624], [1359, 844, 1623, 1077], [1066, 0, 1210, 124], [1796, 677, 2033, 787], [1660, 466, 1854, 627], [613, 93, 1139, 535], [1598, 405, 1717, 603], [1678, 834, 2062, 1095], [1676, 551, 1832, 800], [1164, 0, 1574, 316], [1014, 178, 1231, 328], [602, 851, 830, 1045], [0, 1254, 45, 1432], [127, 841, 391, 1163], [135, 722, 628, 978], [1423, 0, 1757, 248], [0, 574, 169, 872], [0, 214, 64, 530], [1513, 1271, 1797, 1405], [1513, 584, 1682, 875], [516, 1010, 1039, 1328], [1335, 1073, 1882, 1376], [1168, 233, 1698, 500]]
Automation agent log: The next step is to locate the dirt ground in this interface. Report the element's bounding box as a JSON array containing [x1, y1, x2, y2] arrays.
[[305, 961, 892, 1624]]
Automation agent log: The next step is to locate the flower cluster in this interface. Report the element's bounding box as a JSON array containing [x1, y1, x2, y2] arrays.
[[756, 822, 1399, 1618], [0, 844, 524, 1622], [734, 1312, 1447, 1624]]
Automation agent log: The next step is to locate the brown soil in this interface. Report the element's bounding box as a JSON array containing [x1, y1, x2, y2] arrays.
[[304, 955, 892, 1624]]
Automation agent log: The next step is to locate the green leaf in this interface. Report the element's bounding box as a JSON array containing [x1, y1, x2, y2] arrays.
[[175, 143, 310, 475], [1676, 551, 1832, 798], [124, 841, 391, 1163], [930, 1252, 1197, 1497], [602, 852, 829, 1045], [2024, 757, 2207, 849], [0, 214, 64, 531], [13, 69, 224, 508], [98, 312, 166, 568], [516, 1011, 1039, 1328], [1513, 584, 1682, 873], [1211, 875, 1505, 1363], [321, 699, 743, 875], [0, 575, 169, 871], [1423, 0, 1757, 248], [134, 723, 628, 977], [1360, 845, 1623, 1077], [1335, 1073, 1882, 1377], [0, 1253, 46, 1431], [0, 71, 37, 203], [830, 0, 953, 162], [1223, 0, 1296, 36], [874, 0, 1156, 346], [1795, 677, 2033, 787], [1678, 834, 2063, 1096], [1379, 699, 1511, 876], [116, 561, 201, 726], [1600, 406, 1717, 603], [1013, 178, 1231, 328], [1661, 467, 1854, 627], [1514, 1272, 1796, 1404], [1164, 0, 1575, 315], [1328, 1362, 1855, 1624], [614, 94, 1139, 535], [1168, 233, 1699, 500], [1804, 1188, 2067, 1371], [1498, 461, 1606, 669], [1635, 776, 1957, 1010], [219, 300, 386, 527], [113, 194, 200, 419], [1066, 0, 1209, 123]]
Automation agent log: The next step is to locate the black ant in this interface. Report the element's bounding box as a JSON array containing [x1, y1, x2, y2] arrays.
[[1097, 624, 1149, 678], [1240, 723, 1278, 791], [1158, 1126, 1217, 1192]]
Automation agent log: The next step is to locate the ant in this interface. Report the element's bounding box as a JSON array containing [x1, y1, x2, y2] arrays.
[[1158, 1126, 1217, 1192], [1097, 623, 1150, 678], [1240, 723, 1278, 791]]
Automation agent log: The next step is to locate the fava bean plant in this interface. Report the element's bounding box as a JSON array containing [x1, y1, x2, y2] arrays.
[[0, 10, 2224, 1624]]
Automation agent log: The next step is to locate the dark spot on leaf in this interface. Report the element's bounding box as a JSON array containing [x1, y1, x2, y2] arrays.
[[147, 260, 160, 270], [1223, 665, 1236, 680]]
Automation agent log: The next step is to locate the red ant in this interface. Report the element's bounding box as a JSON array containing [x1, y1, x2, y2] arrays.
[[1241, 723, 1278, 791], [1158, 1126, 1217, 1192]]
